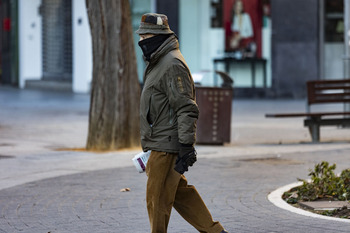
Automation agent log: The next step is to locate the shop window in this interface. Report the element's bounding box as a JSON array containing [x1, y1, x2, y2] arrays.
[[223, 0, 263, 57], [325, 0, 343, 42], [211, 0, 223, 28]]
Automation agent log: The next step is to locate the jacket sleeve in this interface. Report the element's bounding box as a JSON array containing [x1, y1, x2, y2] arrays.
[[165, 63, 199, 145]]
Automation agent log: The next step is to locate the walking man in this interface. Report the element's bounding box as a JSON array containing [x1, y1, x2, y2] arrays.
[[136, 13, 228, 233]]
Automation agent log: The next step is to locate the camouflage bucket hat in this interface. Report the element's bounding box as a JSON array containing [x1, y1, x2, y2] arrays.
[[135, 13, 174, 35]]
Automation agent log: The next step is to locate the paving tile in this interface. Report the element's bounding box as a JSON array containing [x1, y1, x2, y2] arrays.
[[1, 87, 350, 232]]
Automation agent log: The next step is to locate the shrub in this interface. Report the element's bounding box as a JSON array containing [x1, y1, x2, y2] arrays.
[[284, 161, 350, 203]]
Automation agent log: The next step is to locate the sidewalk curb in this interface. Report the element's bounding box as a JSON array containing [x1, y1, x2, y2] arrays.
[[268, 182, 350, 223]]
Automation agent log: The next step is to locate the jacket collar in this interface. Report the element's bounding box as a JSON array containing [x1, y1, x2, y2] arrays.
[[142, 35, 179, 83], [144, 35, 179, 66]]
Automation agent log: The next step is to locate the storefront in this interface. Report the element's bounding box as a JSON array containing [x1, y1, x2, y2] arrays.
[[180, 0, 348, 98], [1, 0, 348, 98], [178, 0, 271, 97], [18, 0, 89, 92], [15, 0, 155, 92], [0, 0, 18, 86]]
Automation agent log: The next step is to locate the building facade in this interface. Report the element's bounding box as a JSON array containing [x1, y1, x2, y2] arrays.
[[0, 0, 348, 97], [271, 0, 347, 98]]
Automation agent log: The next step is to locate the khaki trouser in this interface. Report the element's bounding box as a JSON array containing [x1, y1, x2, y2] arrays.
[[145, 151, 224, 233]]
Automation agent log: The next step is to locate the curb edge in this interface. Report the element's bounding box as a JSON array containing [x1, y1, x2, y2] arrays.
[[268, 182, 350, 223]]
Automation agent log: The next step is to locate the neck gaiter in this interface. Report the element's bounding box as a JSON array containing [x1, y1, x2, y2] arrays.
[[138, 34, 171, 61]]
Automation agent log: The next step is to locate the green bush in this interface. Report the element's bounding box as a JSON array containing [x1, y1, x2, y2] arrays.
[[283, 161, 350, 203]]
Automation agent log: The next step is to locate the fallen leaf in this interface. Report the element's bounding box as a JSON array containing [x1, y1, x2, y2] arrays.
[[120, 188, 131, 192]]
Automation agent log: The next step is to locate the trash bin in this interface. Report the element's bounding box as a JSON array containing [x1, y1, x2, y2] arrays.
[[195, 71, 233, 145]]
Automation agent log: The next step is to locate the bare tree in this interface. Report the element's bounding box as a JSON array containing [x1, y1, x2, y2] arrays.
[[85, 0, 140, 151]]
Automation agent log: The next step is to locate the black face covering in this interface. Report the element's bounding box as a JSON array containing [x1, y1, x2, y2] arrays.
[[138, 34, 171, 61]]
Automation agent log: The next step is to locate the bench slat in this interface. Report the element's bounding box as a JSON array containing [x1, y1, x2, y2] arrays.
[[310, 79, 350, 84], [314, 86, 350, 90], [304, 118, 350, 127], [265, 112, 350, 118], [314, 93, 350, 97], [309, 99, 350, 104]]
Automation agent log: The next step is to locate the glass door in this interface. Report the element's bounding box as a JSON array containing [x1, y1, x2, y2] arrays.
[[322, 0, 344, 80]]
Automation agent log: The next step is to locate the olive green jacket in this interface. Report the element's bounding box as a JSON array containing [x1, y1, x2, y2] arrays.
[[140, 35, 199, 153]]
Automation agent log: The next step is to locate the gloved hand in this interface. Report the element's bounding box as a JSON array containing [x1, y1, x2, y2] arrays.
[[174, 144, 197, 174]]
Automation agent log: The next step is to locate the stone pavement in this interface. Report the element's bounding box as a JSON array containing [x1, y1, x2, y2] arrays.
[[1, 86, 350, 233]]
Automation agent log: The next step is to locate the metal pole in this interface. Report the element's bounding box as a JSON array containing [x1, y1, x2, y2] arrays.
[[344, 0, 350, 113], [319, 0, 324, 80]]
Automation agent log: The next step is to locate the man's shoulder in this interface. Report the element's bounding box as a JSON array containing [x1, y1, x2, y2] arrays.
[[162, 49, 183, 62], [162, 50, 189, 72]]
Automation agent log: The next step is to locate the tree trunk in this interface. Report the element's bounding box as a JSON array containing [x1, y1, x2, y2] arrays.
[[85, 0, 140, 151]]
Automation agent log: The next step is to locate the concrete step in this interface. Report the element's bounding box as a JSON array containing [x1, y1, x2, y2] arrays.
[[300, 201, 350, 211], [25, 80, 72, 92]]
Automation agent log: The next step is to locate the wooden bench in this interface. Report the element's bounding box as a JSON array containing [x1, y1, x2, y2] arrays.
[[265, 79, 350, 142]]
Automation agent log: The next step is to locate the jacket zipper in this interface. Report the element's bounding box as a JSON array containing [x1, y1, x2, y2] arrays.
[[169, 108, 174, 124]]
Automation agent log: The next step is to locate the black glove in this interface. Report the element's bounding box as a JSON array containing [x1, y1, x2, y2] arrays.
[[174, 144, 197, 174]]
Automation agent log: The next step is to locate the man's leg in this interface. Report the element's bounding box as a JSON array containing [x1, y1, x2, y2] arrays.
[[146, 151, 225, 233], [173, 173, 225, 233], [145, 151, 180, 233]]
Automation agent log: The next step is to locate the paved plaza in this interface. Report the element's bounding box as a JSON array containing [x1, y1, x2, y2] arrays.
[[0, 86, 350, 232]]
